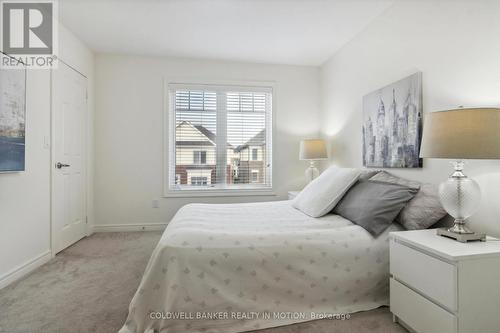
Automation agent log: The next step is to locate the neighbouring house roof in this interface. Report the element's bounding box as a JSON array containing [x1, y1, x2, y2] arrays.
[[193, 125, 216, 142], [235, 129, 266, 152], [176, 121, 233, 148]]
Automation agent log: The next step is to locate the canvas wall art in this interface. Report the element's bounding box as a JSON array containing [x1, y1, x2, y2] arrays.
[[0, 55, 26, 172], [362, 72, 422, 168]]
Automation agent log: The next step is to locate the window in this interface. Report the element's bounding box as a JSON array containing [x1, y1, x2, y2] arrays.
[[193, 151, 207, 164], [167, 83, 273, 194], [251, 170, 259, 183], [190, 177, 208, 186], [252, 148, 258, 161]]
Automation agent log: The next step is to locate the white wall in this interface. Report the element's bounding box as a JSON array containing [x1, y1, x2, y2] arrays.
[[94, 54, 320, 227], [320, 1, 500, 237], [0, 70, 52, 287], [0, 24, 94, 287]]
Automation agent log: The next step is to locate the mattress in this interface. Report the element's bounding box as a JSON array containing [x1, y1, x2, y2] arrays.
[[119, 200, 402, 333]]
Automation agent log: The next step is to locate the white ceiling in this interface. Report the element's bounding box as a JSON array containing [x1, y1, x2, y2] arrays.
[[60, 0, 393, 66]]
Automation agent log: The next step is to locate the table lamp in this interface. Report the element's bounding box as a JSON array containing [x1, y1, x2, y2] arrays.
[[420, 107, 500, 242], [299, 139, 327, 183]]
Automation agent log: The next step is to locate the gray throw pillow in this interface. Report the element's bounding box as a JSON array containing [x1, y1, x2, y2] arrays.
[[370, 171, 421, 189], [358, 169, 381, 181], [398, 183, 448, 230], [369, 171, 448, 230], [333, 181, 418, 236]]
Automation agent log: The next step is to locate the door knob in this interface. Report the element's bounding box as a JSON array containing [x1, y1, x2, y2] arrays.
[[56, 162, 70, 169]]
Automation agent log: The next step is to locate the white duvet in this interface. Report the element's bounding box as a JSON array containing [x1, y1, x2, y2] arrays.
[[120, 200, 401, 333]]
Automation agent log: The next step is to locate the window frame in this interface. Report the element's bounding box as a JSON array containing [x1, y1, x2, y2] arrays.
[[251, 148, 259, 161], [251, 169, 259, 183], [193, 150, 207, 165], [190, 176, 208, 186], [163, 79, 276, 198]]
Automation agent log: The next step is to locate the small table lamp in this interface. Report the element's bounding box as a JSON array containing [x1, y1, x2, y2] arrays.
[[420, 108, 500, 242], [300, 139, 328, 183]]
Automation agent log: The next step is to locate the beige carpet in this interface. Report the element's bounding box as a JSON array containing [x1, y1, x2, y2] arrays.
[[0, 231, 407, 333]]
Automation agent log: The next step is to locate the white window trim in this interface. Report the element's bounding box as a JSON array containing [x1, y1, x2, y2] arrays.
[[163, 79, 276, 198], [251, 169, 259, 183], [193, 150, 207, 165], [251, 148, 259, 161]]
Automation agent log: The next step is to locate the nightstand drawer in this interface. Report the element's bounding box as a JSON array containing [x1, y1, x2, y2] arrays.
[[390, 240, 457, 311], [390, 278, 457, 333]]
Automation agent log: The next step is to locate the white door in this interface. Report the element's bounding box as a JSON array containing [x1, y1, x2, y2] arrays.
[[52, 62, 87, 254]]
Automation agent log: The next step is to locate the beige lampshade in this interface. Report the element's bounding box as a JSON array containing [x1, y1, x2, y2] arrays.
[[420, 108, 500, 159], [299, 139, 328, 160]]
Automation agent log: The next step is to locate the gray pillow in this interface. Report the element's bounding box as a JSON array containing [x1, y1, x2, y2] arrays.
[[369, 171, 448, 230], [333, 181, 418, 236], [358, 169, 381, 181], [370, 171, 420, 189], [398, 183, 448, 230]]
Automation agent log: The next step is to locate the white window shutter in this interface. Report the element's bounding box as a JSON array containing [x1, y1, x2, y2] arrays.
[[168, 83, 273, 192]]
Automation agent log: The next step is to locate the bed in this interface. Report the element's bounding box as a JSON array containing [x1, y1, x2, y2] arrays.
[[119, 200, 402, 333]]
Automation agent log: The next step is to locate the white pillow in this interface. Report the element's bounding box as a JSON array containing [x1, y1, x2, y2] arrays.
[[292, 166, 361, 217]]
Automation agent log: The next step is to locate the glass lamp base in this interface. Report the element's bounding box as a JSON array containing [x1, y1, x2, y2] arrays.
[[448, 221, 474, 234], [438, 161, 481, 237], [305, 161, 319, 183], [437, 228, 486, 242]]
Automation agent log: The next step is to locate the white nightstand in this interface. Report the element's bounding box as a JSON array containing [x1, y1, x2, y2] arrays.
[[389, 229, 500, 333], [288, 191, 300, 200]]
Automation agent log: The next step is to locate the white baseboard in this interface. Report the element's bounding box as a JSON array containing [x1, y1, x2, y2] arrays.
[[0, 251, 52, 290], [92, 223, 167, 233]]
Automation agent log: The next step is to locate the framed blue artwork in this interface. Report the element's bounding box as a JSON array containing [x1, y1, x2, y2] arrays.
[[0, 52, 26, 172]]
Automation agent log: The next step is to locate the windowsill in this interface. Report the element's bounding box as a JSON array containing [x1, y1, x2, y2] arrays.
[[163, 188, 276, 198]]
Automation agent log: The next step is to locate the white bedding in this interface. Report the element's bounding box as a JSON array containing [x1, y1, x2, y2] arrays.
[[120, 200, 402, 333]]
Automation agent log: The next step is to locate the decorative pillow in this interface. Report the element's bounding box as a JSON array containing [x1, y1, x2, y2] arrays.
[[397, 183, 448, 230], [370, 171, 421, 189], [293, 166, 361, 218], [333, 180, 418, 236], [369, 171, 448, 230], [358, 169, 381, 181]]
